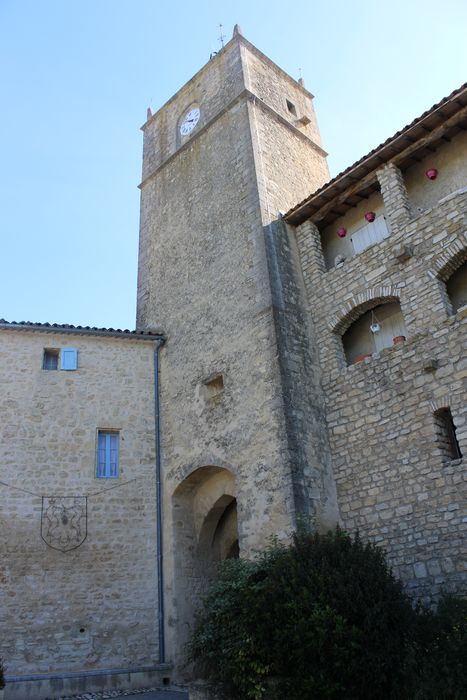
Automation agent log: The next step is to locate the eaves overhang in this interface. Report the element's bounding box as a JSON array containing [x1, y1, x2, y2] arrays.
[[285, 83, 467, 228], [0, 319, 165, 341]]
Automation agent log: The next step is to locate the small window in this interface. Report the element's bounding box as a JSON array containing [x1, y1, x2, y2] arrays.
[[286, 99, 297, 116], [43, 348, 59, 370], [204, 374, 224, 399], [96, 431, 119, 478], [42, 347, 78, 371], [446, 260, 467, 314], [434, 408, 462, 461]]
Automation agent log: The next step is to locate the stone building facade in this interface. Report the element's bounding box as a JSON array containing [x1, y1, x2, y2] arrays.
[[287, 102, 467, 599], [0, 326, 169, 698], [0, 25, 465, 699]]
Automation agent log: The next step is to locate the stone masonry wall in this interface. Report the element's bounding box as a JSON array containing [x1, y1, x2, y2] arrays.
[[241, 40, 325, 154], [295, 167, 467, 597], [263, 219, 340, 528], [138, 94, 298, 664], [242, 43, 338, 529], [137, 33, 334, 666], [0, 331, 159, 675], [140, 40, 245, 181]]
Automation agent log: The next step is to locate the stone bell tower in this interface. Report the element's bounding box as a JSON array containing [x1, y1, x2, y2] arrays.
[[136, 26, 338, 663]]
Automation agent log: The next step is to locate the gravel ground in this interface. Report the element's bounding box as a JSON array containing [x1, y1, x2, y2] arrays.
[[57, 686, 188, 699]]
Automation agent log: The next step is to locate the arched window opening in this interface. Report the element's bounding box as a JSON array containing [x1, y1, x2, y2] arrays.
[[446, 260, 467, 314], [434, 408, 462, 461], [343, 302, 407, 365]]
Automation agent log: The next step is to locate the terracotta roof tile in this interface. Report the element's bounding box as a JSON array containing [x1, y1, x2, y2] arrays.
[[0, 319, 164, 340]]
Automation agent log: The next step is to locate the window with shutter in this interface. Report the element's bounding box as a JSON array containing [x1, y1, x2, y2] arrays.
[[60, 348, 78, 370], [351, 215, 389, 255], [373, 304, 407, 352], [96, 431, 120, 478], [343, 301, 407, 365]]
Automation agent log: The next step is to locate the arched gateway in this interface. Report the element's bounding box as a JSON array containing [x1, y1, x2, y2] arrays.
[[171, 466, 239, 657]]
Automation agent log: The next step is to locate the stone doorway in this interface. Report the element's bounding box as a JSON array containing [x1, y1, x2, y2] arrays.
[[171, 466, 239, 661]]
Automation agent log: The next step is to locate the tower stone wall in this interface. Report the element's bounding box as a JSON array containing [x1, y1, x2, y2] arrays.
[[136, 31, 338, 663]]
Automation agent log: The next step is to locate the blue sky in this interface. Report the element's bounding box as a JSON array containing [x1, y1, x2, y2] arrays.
[[1, 0, 466, 329]]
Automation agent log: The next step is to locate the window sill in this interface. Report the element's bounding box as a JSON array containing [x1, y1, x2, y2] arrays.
[[442, 457, 463, 467]]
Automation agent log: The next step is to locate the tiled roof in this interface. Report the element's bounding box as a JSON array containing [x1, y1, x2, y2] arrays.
[[285, 82, 467, 226], [0, 319, 164, 340]]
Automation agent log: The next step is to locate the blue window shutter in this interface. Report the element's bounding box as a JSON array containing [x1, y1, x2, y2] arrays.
[[60, 348, 78, 370]]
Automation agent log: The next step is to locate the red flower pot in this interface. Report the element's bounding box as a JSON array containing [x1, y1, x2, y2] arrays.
[[337, 227, 347, 238], [352, 353, 372, 364], [364, 211, 376, 223], [426, 168, 438, 180]]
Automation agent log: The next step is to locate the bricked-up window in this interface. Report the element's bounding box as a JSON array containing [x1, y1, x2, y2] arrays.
[[96, 431, 119, 478], [446, 260, 467, 314], [434, 408, 462, 461]]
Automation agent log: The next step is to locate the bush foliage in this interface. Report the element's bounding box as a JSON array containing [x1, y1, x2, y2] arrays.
[[189, 527, 466, 699], [413, 595, 467, 699]]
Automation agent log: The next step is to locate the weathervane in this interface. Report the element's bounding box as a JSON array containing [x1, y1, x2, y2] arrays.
[[218, 23, 226, 49]]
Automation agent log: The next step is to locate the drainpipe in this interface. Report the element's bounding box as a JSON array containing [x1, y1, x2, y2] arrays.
[[153, 335, 167, 663]]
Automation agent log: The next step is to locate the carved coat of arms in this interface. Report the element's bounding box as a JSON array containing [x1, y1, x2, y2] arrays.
[[41, 497, 87, 552]]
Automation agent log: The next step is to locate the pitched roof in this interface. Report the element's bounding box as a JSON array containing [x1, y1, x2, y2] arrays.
[[0, 319, 164, 341], [285, 82, 467, 227]]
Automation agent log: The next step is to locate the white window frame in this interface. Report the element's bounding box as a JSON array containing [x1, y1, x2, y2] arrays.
[[96, 430, 120, 479]]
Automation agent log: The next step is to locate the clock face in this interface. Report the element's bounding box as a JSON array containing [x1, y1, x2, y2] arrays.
[[180, 107, 200, 136]]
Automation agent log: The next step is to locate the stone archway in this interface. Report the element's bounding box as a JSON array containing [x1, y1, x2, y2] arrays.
[[198, 494, 239, 564], [171, 466, 238, 661]]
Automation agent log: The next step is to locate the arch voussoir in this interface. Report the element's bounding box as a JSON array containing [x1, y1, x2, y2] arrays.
[[331, 285, 401, 335]]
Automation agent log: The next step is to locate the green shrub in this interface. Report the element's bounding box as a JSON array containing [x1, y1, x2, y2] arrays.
[[188, 557, 269, 699], [413, 595, 467, 699], [189, 527, 417, 699]]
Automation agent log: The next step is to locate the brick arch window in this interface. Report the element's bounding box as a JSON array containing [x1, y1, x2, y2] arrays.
[[342, 301, 407, 365], [433, 407, 462, 461], [446, 259, 467, 314]]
